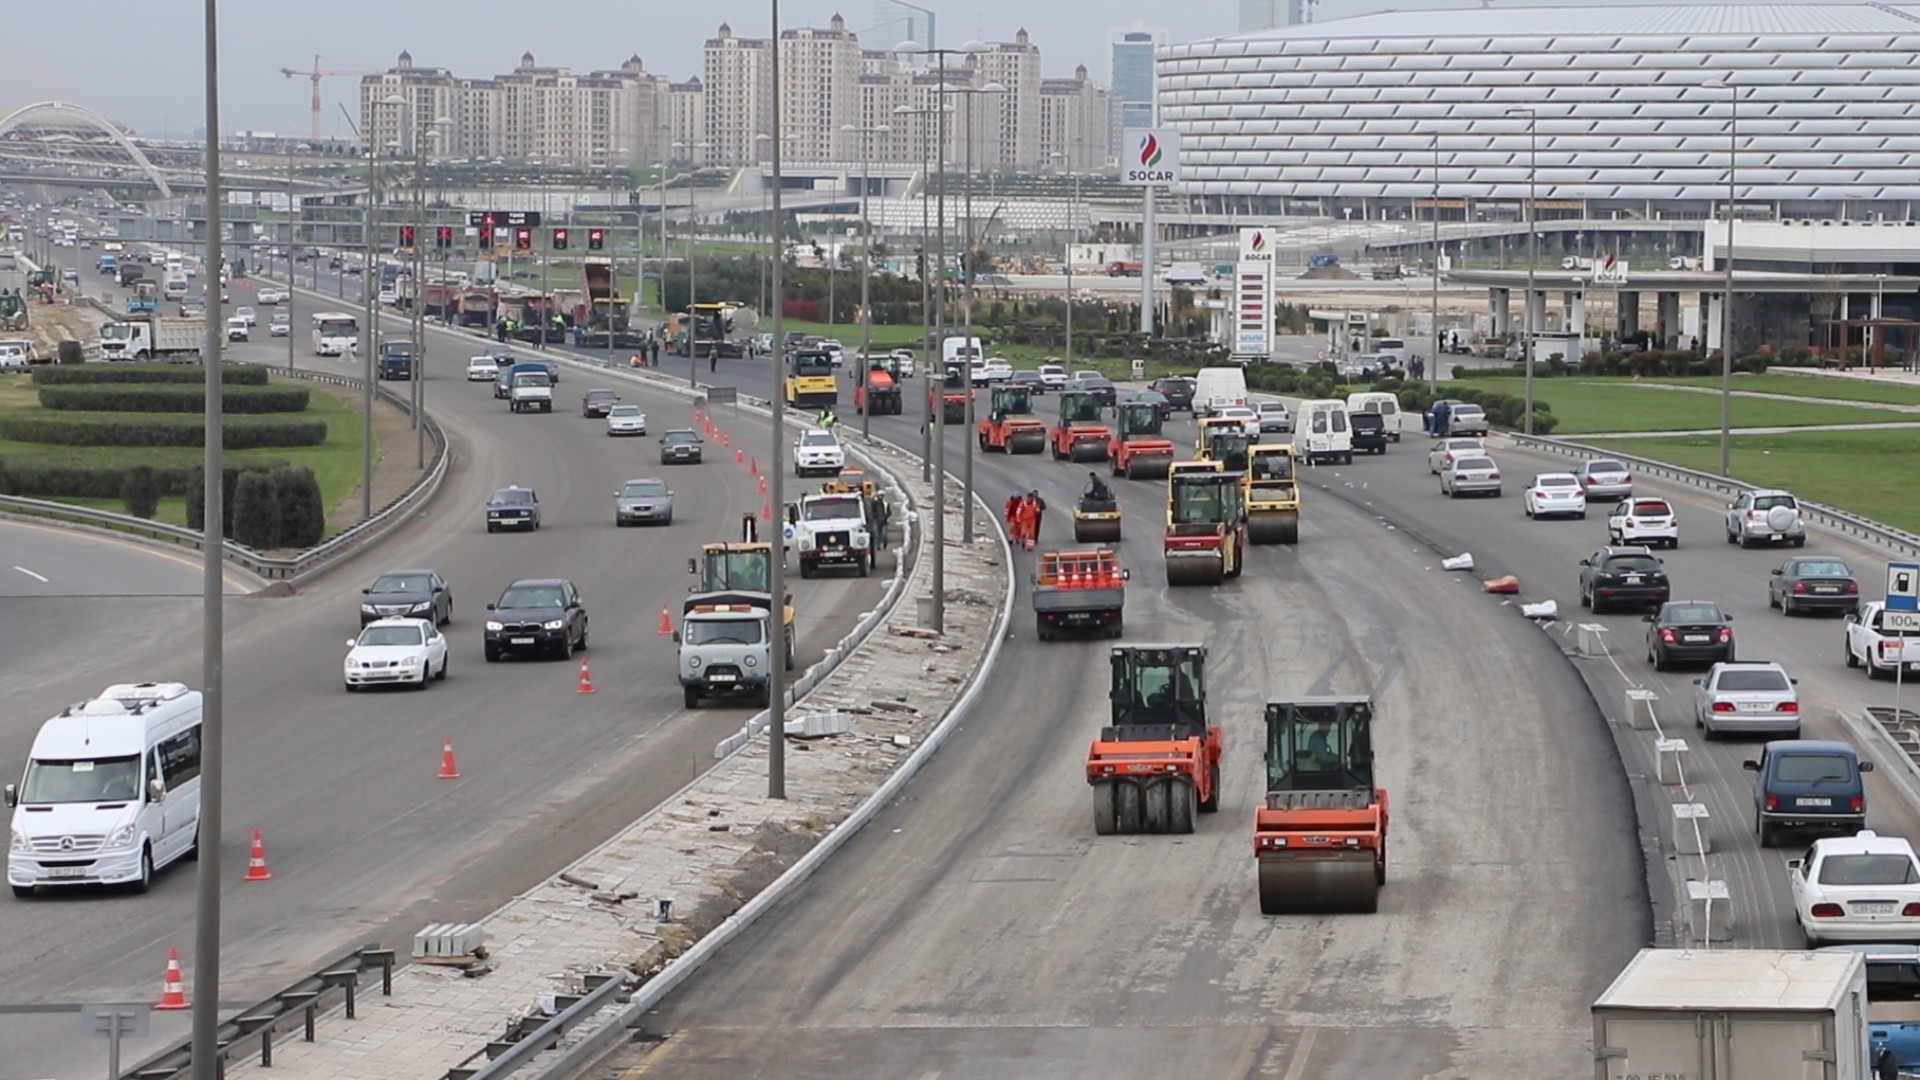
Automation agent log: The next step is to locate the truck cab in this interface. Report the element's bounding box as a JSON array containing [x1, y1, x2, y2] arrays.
[[790, 489, 873, 579], [379, 340, 416, 381], [508, 367, 553, 413]]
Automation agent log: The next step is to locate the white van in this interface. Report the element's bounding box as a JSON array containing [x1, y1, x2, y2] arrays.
[[1293, 399, 1353, 465], [1373, 337, 1408, 365], [1193, 366, 1249, 418], [6, 682, 203, 896], [1346, 391, 1406, 442], [942, 335, 983, 370]]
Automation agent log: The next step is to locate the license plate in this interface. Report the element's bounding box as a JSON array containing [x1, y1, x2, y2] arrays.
[[1854, 901, 1898, 914], [1625, 575, 1643, 585], [708, 673, 736, 683], [46, 866, 87, 878], [1769, 534, 1783, 541], [1737, 702, 1771, 711], [510, 637, 534, 645], [1801, 797, 1833, 807], [1815, 586, 1838, 594], [1683, 635, 1708, 643]]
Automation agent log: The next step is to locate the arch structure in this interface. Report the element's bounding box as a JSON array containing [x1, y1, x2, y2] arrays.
[[0, 100, 173, 198]]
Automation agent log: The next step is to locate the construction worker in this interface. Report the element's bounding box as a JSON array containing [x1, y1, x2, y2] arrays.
[[818, 407, 838, 430], [1004, 491, 1024, 540], [1306, 723, 1341, 771], [1026, 490, 1048, 539], [1083, 471, 1114, 506], [870, 491, 892, 550]]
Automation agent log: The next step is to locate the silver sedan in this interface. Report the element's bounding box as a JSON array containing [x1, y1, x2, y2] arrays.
[[1574, 458, 1634, 501], [614, 478, 673, 526], [1440, 455, 1502, 498]]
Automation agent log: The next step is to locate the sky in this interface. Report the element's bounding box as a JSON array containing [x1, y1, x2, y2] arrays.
[[0, 0, 1810, 139]]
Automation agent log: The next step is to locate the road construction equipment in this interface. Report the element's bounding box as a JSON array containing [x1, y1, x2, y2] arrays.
[[1108, 402, 1176, 480], [854, 357, 903, 415], [929, 362, 970, 425], [1051, 391, 1112, 463], [784, 347, 839, 409], [1086, 644, 1222, 835], [1164, 469, 1246, 585], [688, 513, 795, 670], [1246, 444, 1301, 545], [1072, 492, 1123, 543], [1032, 549, 1128, 640], [977, 385, 1049, 453], [1254, 696, 1389, 914], [1196, 419, 1253, 471]]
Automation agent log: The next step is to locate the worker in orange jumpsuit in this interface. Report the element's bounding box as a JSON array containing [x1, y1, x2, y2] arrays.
[[1015, 494, 1039, 550], [1004, 491, 1024, 543]]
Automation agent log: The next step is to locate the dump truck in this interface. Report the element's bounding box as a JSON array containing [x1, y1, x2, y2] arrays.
[[1031, 548, 1128, 641], [97, 316, 205, 361], [1254, 696, 1389, 914], [1164, 469, 1246, 585], [457, 287, 497, 327], [1108, 401, 1176, 480], [854, 356, 903, 415], [1086, 644, 1223, 835], [126, 281, 157, 314], [929, 362, 971, 425], [784, 347, 839, 409], [688, 513, 795, 671], [977, 385, 1048, 453], [1246, 444, 1301, 545], [1051, 391, 1112, 463]]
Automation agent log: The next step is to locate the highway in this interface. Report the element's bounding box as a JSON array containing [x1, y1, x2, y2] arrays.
[[0, 267, 886, 1078]]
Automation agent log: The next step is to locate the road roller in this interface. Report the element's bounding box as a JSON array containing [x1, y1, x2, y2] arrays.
[[1247, 444, 1301, 545], [1086, 644, 1222, 835], [1197, 425, 1254, 473], [1051, 391, 1113, 463], [977, 385, 1049, 454], [1164, 469, 1246, 586], [1072, 494, 1123, 542], [1109, 402, 1176, 480], [929, 363, 971, 425], [1254, 696, 1389, 914]]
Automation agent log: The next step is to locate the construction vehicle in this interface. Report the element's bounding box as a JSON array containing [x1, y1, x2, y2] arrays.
[[1108, 401, 1176, 480], [1197, 426, 1254, 474], [1246, 444, 1301, 545], [784, 347, 839, 410], [929, 362, 971, 425], [1051, 391, 1112, 463], [977, 385, 1048, 454], [126, 281, 157, 315], [1032, 548, 1128, 640], [688, 513, 795, 671], [854, 356, 903, 415], [675, 596, 775, 709], [1254, 696, 1389, 914], [1086, 645, 1222, 835], [1164, 470, 1246, 585], [0, 292, 23, 332], [787, 485, 874, 578], [1072, 489, 1123, 543]]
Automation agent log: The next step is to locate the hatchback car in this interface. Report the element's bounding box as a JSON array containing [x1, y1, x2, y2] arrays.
[[359, 568, 452, 627], [1125, 390, 1174, 421], [1727, 488, 1807, 548], [1645, 600, 1734, 669], [1694, 660, 1798, 738], [1256, 400, 1292, 434], [1745, 739, 1873, 848], [614, 477, 673, 527], [1792, 832, 1920, 946], [466, 356, 498, 381], [483, 578, 588, 661], [485, 486, 541, 532], [606, 404, 648, 436], [581, 389, 620, 418], [1149, 376, 1195, 412], [1607, 497, 1678, 549], [343, 618, 448, 690], [1524, 473, 1587, 520], [1579, 545, 1670, 613], [659, 429, 704, 464], [794, 429, 846, 477], [1427, 437, 1485, 475], [1573, 459, 1634, 501], [1771, 556, 1860, 616], [1439, 455, 1501, 498]]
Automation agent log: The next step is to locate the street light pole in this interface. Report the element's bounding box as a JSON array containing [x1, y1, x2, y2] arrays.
[[1506, 106, 1538, 433], [1708, 82, 1740, 478], [768, 0, 788, 799], [1430, 135, 1440, 392], [286, 153, 296, 374], [956, 76, 1001, 545], [846, 122, 891, 441]]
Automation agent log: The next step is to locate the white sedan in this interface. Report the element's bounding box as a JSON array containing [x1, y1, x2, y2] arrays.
[[606, 404, 648, 436], [268, 315, 290, 337], [1791, 831, 1920, 946], [234, 305, 258, 327], [343, 617, 449, 690], [1216, 406, 1262, 438], [1523, 473, 1587, 520], [467, 356, 499, 381], [1427, 437, 1486, 475], [255, 287, 289, 305]]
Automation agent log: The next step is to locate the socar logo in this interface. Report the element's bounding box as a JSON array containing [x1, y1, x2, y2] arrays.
[[1137, 133, 1162, 167]]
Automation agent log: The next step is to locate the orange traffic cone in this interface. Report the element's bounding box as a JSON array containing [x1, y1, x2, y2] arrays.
[[735, 447, 745, 464], [749, 456, 759, 476], [156, 947, 189, 1010], [757, 475, 767, 495], [658, 605, 673, 635], [437, 737, 461, 780], [576, 659, 596, 695], [242, 828, 272, 882], [760, 499, 772, 521], [721, 433, 731, 449], [693, 407, 704, 423]]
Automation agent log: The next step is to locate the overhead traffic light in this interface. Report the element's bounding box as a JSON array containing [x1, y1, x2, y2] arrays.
[[587, 228, 605, 252], [399, 225, 416, 248], [434, 226, 453, 249], [551, 227, 569, 251], [477, 213, 496, 250], [514, 226, 532, 252]]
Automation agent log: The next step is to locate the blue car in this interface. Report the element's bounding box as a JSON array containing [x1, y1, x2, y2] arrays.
[[1743, 739, 1872, 848], [485, 486, 541, 533]]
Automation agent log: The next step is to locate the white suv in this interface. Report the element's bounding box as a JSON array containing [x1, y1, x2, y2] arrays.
[[794, 429, 845, 477], [1726, 489, 1806, 548], [1607, 497, 1680, 549]]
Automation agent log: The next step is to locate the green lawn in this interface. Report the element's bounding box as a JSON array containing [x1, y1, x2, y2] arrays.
[[1585, 428, 1920, 534], [1635, 373, 1920, 407], [1460, 377, 1913, 434]]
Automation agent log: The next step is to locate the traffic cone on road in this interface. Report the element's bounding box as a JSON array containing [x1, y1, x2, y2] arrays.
[[156, 948, 189, 1010], [693, 406, 704, 424], [760, 499, 772, 521], [576, 659, 596, 695], [749, 456, 759, 476], [242, 828, 272, 882], [437, 737, 461, 780], [658, 605, 673, 635], [758, 475, 767, 495], [721, 433, 731, 449], [735, 447, 745, 465]]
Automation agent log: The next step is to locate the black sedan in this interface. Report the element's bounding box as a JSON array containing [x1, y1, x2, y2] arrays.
[[485, 486, 541, 532], [1645, 600, 1735, 670], [1072, 375, 1117, 408], [1769, 556, 1861, 616], [659, 429, 704, 465], [360, 568, 452, 626], [1124, 390, 1174, 421], [484, 578, 588, 661]]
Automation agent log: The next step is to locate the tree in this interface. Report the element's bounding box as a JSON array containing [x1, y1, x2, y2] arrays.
[[272, 466, 326, 548], [120, 464, 161, 519], [231, 471, 282, 549]]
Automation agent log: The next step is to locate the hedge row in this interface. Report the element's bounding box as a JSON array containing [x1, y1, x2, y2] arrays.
[[37, 384, 311, 415], [0, 412, 328, 449], [32, 363, 270, 386], [1242, 363, 1559, 434], [0, 458, 297, 523], [186, 464, 325, 548]]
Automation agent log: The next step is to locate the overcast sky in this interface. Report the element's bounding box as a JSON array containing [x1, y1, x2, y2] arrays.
[[0, 0, 1827, 138]]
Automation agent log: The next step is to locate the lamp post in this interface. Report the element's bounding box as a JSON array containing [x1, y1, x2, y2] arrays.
[[1505, 106, 1538, 433], [955, 75, 1003, 545], [656, 160, 668, 330], [1052, 149, 1081, 369], [1705, 81, 1740, 478], [844, 121, 892, 440], [896, 102, 947, 482], [365, 96, 405, 518], [1429, 135, 1441, 392], [768, 0, 788, 798], [286, 151, 296, 374]]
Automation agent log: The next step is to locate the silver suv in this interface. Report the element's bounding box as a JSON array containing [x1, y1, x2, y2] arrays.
[[1726, 489, 1806, 548], [1693, 660, 1800, 739]]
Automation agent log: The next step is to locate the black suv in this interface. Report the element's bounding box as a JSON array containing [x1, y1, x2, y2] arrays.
[[484, 578, 588, 661], [1350, 412, 1388, 455], [1578, 546, 1671, 614], [1149, 376, 1195, 413]]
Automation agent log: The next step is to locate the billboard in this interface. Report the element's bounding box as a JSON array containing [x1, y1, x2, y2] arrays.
[[1121, 128, 1182, 186]]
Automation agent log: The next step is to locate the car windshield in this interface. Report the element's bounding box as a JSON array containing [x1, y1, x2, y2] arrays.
[[359, 625, 425, 647], [610, 405, 641, 417], [1776, 754, 1853, 783], [587, 391, 615, 401], [663, 432, 698, 445], [1754, 494, 1798, 510], [497, 587, 566, 609], [513, 373, 550, 388], [1587, 460, 1627, 475], [685, 618, 765, 646], [801, 433, 837, 448], [622, 481, 666, 497], [1605, 554, 1662, 573], [1631, 500, 1672, 516], [1718, 669, 1790, 692], [1819, 854, 1920, 886], [1454, 458, 1494, 471], [371, 573, 433, 594], [1537, 476, 1578, 488], [492, 490, 533, 505], [803, 496, 862, 521], [1792, 560, 1850, 577], [1664, 604, 1723, 623], [1259, 403, 1286, 413], [19, 754, 143, 804]]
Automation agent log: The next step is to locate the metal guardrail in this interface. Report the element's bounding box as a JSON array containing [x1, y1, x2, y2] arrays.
[[119, 944, 395, 1079], [440, 973, 621, 1080]]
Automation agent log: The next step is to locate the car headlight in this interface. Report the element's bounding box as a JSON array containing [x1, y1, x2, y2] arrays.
[[345, 657, 360, 669], [361, 603, 377, 613], [799, 537, 815, 551], [104, 824, 137, 851], [485, 620, 504, 632], [744, 655, 757, 667], [10, 829, 25, 853], [409, 601, 431, 613], [688, 656, 702, 669], [542, 619, 565, 630]]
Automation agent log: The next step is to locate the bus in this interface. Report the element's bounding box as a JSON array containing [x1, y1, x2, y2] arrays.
[[312, 312, 359, 356]]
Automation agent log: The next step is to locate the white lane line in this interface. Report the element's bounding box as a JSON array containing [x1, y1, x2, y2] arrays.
[[12, 566, 49, 584]]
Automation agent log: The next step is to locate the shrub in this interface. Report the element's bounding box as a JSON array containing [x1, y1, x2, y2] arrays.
[[186, 464, 282, 536], [120, 464, 162, 519], [55, 341, 83, 365], [271, 466, 327, 548], [36, 383, 310, 414], [32, 363, 269, 386], [231, 471, 282, 549], [0, 413, 327, 449]]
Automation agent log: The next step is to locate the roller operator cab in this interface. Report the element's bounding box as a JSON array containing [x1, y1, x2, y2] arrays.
[[1164, 470, 1247, 586], [1198, 423, 1254, 473], [784, 348, 838, 409], [1052, 391, 1113, 463], [1255, 696, 1389, 914], [929, 363, 971, 425], [1085, 645, 1223, 835], [978, 385, 1048, 453], [1109, 402, 1176, 480]]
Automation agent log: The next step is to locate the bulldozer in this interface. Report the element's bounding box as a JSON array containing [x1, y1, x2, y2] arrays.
[[1164, 469, 1246, 585], [1050, 391, 1112, 463], [1254, 696, 1388, 914], [1108, 402, 1176, 480], [687, 513, 796, 671], [977, 385, 1049, 454], [928, 362, 971, 425], [1086, 644, 1222, 835], [853, 356, 903, 415], [1247, 444, 1300, 545]]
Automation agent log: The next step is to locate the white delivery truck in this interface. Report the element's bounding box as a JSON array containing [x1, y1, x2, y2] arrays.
[[97, 317, 205, 361], [1192, 366, 1249, 418], [1346, 391, 1407, 442]]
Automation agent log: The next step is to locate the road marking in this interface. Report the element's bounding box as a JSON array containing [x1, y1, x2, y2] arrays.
[[1279, 1027, 1319, 1080], [13, 565, 48, 583]]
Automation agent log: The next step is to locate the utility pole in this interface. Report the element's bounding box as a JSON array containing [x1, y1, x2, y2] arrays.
[[768, 0, 788, 799]]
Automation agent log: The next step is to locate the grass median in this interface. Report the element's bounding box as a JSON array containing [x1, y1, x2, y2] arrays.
[[1629, 373, 1920, 407], [1459, 377, 1914, 434]]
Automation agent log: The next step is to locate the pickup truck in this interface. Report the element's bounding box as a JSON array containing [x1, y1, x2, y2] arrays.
[[1031, 549, 1127, 640], [1846, 601, 1920, 679]]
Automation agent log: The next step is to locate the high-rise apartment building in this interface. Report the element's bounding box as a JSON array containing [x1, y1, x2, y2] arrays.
[[781, 14, 863, 162], [971, 29, 1043, 170], [1039, 66, 1111, 172], [701, 23, 773, 166]]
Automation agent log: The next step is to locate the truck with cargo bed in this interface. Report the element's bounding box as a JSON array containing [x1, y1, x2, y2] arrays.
[[1031, 549, 1128, 640], [98, 317, 204, 361]]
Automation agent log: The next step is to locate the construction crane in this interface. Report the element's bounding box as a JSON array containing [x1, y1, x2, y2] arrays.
[[281, 55, 375, 143]]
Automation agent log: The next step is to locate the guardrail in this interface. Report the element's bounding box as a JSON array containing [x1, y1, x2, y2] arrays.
[[0, 365, 449, 585], [120, 944, 395, 1079], [1509, 431, 1920, 560], [440, 973, 621, 1080]]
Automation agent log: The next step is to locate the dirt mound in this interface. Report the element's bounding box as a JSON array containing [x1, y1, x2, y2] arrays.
[[1298, 265, 1362, 281], [17, 302, 106, 357]]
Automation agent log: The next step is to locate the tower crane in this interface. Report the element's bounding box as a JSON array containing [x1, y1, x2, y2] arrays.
[[281, 55, 376, 143]]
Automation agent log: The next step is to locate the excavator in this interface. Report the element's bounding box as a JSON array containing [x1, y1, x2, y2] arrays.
[[977, 385, 1049, 453], [1246, 444, 1301, 544], [1086, 644, 1222, 835], [687, 513, 796, 671], [1164, 469, 1246, 585], [928, 362, 971, 425], [854, 356, 903, 415], [1254, 696, 1388, 914], [1050, 390, 1112, 463], [1108, 401, 1176, 480]]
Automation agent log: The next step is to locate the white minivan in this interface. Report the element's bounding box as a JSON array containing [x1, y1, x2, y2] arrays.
[[1346, 391, 1406, 442], [6, 682, 203, 896], [1193, 366, 1249, 418], [1293, 399, 1354, 465]]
